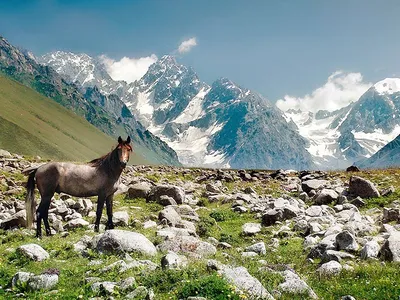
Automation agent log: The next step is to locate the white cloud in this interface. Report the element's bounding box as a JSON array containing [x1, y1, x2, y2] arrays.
[[178, 37, 197, 54], [99, 54, 158, 83], [276, 71, 372, 113]]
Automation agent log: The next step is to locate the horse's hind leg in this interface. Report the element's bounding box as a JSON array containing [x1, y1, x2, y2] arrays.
[[36, 197, 51, 238], [42, 197, 52, 236], [105, 195, 114, 230]]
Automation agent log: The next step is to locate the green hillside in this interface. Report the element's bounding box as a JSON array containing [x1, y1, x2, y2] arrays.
[[0, 75, 148, 164]]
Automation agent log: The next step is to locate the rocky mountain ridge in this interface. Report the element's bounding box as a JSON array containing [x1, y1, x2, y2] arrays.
[[39, 50, 400, 170], [0, 36, 180, 165], [40, 52, 315, 170]]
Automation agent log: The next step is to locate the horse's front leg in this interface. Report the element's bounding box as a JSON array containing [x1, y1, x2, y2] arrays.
[[94, 194, 105, 232], [105, 194, 114, 230]]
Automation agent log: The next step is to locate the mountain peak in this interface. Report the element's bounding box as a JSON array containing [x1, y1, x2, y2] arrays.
[[374, 78, 400, 95], [158, 55, 178, 66]]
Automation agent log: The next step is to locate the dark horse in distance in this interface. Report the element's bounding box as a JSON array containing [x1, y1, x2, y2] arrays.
[[24, 136, 132, 237]]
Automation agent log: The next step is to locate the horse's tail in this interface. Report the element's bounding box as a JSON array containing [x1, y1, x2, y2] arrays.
[[24, 167, 38, 229]]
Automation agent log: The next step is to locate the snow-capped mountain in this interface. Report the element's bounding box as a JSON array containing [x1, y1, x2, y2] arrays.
[[40, 49, 400, 170], [40, 52, 313, 169], [358, 134, 400, 168], [38, 51, 132, 97], [283, 78, 400, 168], [125, 57, 313, 169]]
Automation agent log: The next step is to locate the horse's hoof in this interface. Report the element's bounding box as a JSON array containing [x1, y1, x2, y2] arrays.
[[105, 223, 114, 230]]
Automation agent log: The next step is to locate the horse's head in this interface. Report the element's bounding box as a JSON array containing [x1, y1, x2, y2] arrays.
[[117, 136, 132, 168]]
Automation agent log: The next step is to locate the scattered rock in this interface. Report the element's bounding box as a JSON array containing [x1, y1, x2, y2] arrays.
[[348, 176, 380, 198], [17, 244, 49, 261], [64, 218, 89, 230], [380, 231, 400, 262], [360, 240, 380, 260], [0, 210, 26, 229], [242, 223, 261, 235], [315, 189, 339, 205], [217, 264, 274, 299], [161, 252, 188, 270], [28, 274, 58, 291], [127, 182, 152, 199], [335, 230, 359, 251], [112, 211, 130, 226], [381, 186, 395, 197], [245, 242, 266, 255], [147, 185, 185, 204], [96, 229, 157, 256], [157, 236, 216, 258], [278, 270, 318, 299], [158, 206, 182, 226], [302, 179, 329, 193], [318, 260, 342, 276]]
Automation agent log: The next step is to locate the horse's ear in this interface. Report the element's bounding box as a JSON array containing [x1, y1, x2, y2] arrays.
[[118, 136, 123, 144], [126, 136, 131, 144]]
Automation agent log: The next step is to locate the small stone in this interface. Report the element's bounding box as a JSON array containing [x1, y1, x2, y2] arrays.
[[112, 211, 129, 226], [161, 252, 188, 270], [242, 223, 261, 235], [318, 261, 342, 276], [245, 242, 266, 255]]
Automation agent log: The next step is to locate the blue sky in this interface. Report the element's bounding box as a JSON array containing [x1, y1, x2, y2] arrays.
[[1, 0, 400, 111]]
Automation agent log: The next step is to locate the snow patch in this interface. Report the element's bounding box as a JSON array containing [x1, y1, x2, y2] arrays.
[[174, 87, 210, 124], [374, 78, 400, 95], [352, 125, 400, 155]]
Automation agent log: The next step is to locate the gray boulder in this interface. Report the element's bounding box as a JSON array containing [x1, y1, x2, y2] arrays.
[[360, 240, 380, 260], [147, 185, 185, 204], [11, 271, 34, 288], [0, 210, 26, 229], [17, 244, 49, 261], [218, 265, 274, 299], [278, 270, 318, 299], [64, 218, 89, 230], [262, 208, 297, 226], [127, 182, 152, 199], [380, 231, 400, 262], [158, 206, 182, 226], [245, 242, 266, 255], [318, 260, 342, 276], [335, 230, 359, 251], [315, 189, 339, 205], [112, 211, 130, 226], [28, 274, 58, 290], [302, 179, 329, 193], [242, 223, 261, 235], [96, 229, 157, 256], [91, 281, 117, 294], [126, 286, 154, 300], [161, 252, 188, 270], [348, 176, 380, 198], [157, 236, 216, 258]]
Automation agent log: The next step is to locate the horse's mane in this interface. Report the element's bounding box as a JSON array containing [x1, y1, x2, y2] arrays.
[[87, 147, 117, 168]]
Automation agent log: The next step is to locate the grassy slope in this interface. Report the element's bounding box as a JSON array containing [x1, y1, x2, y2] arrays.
[[0, 75, 148, 164]]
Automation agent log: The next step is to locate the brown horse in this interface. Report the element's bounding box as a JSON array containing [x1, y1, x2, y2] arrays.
[[23, 136, 132, 237]]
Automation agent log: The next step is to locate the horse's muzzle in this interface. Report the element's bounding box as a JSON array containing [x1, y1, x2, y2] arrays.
[[120, 162, 127, 168]]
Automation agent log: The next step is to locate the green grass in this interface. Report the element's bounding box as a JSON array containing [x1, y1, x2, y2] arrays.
[[0, 75, 148, 164], [1, 166, 400, 299]]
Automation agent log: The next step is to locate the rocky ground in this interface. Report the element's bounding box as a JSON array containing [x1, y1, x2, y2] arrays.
[[0, 149, 399, 299]]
